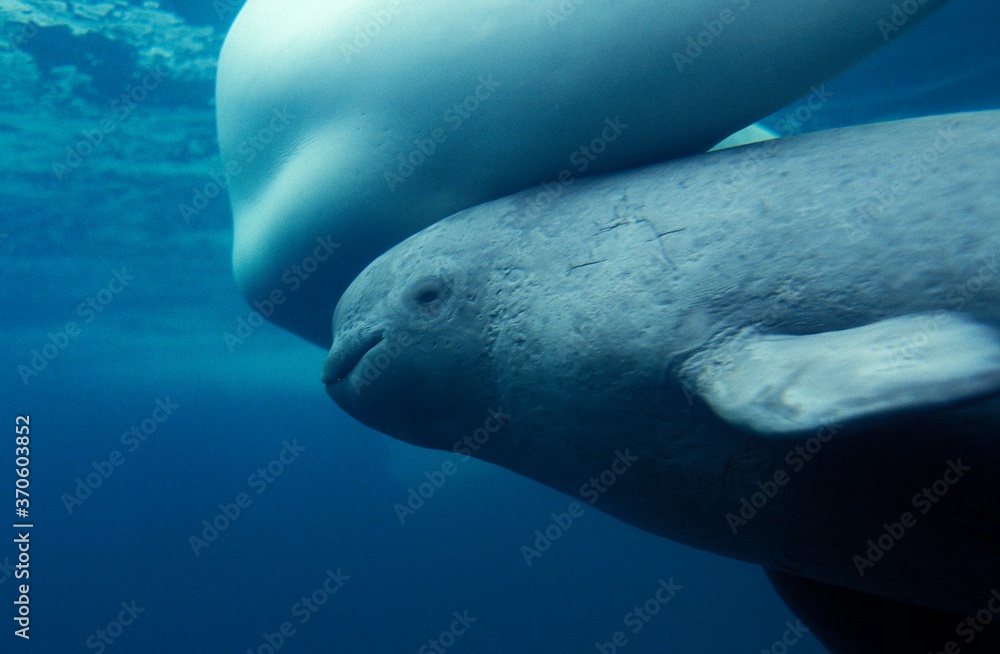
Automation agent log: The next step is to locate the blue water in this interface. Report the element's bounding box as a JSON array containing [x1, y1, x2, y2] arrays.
[[2, 1, 998, 652]]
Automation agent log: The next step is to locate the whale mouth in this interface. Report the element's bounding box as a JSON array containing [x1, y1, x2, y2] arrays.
[[323, 331, 384, 386]]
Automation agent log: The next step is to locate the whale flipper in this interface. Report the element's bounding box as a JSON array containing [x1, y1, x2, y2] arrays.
[[765, 569, 1000, 654], [683, 313, 1000, 435]]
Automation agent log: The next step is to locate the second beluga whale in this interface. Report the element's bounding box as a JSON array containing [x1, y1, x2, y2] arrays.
[[217, 0, 951, 346]]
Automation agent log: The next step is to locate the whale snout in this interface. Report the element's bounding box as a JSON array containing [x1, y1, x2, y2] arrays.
[[322, 330, 385, 387]]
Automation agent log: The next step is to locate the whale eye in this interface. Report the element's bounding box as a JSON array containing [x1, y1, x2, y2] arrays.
[[416, 288, 440, 304], [406, 275, 453, 317]]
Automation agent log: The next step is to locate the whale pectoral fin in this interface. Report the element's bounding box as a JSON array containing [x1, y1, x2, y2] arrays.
[[683, 312, 1000, 436]]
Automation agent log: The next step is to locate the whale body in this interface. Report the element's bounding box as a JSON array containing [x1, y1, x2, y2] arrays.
[[217, 0, 950, 346], [324, 111, 1000, 649]]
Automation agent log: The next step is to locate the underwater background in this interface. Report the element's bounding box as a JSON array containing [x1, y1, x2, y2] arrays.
[[1, 0, 998, 652]]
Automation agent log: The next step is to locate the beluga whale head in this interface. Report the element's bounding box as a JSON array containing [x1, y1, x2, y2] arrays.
[[323, 229, 506, 456]]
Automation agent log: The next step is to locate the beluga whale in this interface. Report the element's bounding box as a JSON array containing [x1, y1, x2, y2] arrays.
[[324, 111, 1000, 653], [217, 0, 951, 347]]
